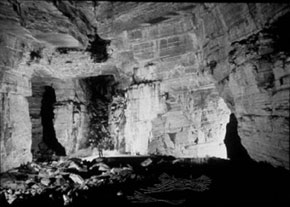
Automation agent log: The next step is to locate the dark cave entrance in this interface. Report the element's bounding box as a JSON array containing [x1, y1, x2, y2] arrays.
[[80, 75, 118, 151], [28, 77, 66, 160], [40, 86, 66, 157], [224, 113, 252, 162]]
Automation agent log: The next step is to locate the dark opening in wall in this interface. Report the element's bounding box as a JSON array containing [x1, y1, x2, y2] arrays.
[[224, 113, 252, 162], [270, 12, 290, 54], [86, 34, 111, 63], [28, 78, 66, 161], [40, 86, 66, 157], [80, 75, 117, 151]]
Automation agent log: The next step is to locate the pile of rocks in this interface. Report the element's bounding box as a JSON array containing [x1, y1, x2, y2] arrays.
[[0, 156, 214, 206], [0, 156, 141, 206]]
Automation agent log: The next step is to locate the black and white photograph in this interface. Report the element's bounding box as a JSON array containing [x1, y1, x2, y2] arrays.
[[0, 1, 289, 206]]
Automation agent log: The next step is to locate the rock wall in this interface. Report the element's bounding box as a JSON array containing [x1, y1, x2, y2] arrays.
[[28, 76, 89, 157], [123, 83, 166, 155], [0, 93, 32, 172], [28, 77, 45, 155], [109, 3, 290, 168], [0, 1, 289, 171], [149, 88, 230, 158], [0, 72, 32, 172], [114, 16, 231, 157], [53, 79, 89, 155], [223, 29, 290, 168], [194, 4, 290, 169]]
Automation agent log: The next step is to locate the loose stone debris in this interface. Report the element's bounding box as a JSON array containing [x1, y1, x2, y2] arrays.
[[0, 156, 212, 206]]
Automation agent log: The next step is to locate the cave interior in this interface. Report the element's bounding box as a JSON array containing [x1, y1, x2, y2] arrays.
[[0, 1, 289, 206]]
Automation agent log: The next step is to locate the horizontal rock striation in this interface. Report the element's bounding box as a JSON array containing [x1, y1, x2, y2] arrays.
[[0, 1, 289, 170]]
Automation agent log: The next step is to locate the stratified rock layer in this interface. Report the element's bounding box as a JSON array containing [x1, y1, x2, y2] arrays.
[[0, 2, 289, 171]]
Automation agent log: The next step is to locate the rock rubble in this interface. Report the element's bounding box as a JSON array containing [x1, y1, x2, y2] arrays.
[[0, 155, 213, 206]]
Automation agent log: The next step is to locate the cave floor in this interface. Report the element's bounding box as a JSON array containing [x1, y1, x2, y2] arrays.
[[0, 156, 289, 207]]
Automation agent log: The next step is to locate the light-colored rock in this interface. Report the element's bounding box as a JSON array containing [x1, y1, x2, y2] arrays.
[[54, 103, 87, 155], [0, 93, 32, 172], [124, 83, 166, 155], [69, 173, 84, 185]]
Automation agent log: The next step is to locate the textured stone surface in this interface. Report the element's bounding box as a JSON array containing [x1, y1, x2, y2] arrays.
[[124, 83, 166, 155], [54, 102, 87, 155], [0, 1, 290, 171], [0, 93, 32, 172], [117, 15, 231, 157], [115, 3, 290, 168], [28, 77, 89, 157], [149, 88, 230, 158], [200, 4, 290, 169], [224, 35, 290, 168]]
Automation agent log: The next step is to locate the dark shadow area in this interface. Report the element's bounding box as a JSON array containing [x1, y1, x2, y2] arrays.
[[41, 86, 66, 156], [86, 34, 111, 63], [271, 12, 290, 54], [224, 113, 252, 162], [80, 75, 117, 150], [2, 156, 289, 207]]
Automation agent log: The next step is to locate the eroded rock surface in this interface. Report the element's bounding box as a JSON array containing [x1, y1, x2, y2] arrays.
[[0, 2, 289, 170]]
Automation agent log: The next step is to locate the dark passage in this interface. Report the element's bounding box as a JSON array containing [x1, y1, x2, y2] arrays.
[[86, 34, 111, 63], [81, 75, 117, 150], [40, 86, 66, 156], [224, 113, 252, 162]]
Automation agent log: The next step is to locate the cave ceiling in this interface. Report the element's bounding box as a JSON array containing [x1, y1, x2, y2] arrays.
[[0, 1, 199, 79]]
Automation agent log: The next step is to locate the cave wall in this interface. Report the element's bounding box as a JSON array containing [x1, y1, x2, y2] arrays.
[[110, 16, 231, 157], [222, 29, 290, 168], [123, 83, 166, 155], [0, 72, 32, 172], [108, 3, 290, 168], [0, 1, 289, 171], [28, 76, 89, 157], [0, 93, 32, 172], [0, 25, 33, 171], [53, 79, 89, 155], [195, 4, 290, 169]]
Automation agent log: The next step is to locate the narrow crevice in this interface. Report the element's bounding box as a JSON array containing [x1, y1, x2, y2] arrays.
[[56, 47, 82, 54], [8, 0, 26, 27]]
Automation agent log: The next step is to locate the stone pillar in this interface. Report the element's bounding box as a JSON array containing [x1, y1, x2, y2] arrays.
[[0, 72, 32, 172], [53, 79, 89, 155], [124, 83, 166, 155]]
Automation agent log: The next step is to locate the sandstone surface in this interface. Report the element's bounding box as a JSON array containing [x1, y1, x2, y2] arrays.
[[0, 2, 289, 171]]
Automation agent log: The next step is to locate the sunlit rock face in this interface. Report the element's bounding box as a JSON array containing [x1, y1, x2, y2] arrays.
[[108, 3, 290, 167], [0, 73, 32, 172], [123, 83, 166, 155], [116, 16, 231, 157], [121, 81, 230, 158], [224, 27, 290, 168], [149, 88, 230, 158], [0, 93, 32, 172], [203, 5, 290, 169]]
